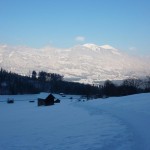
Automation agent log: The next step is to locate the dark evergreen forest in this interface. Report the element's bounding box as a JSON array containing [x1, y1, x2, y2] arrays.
[[0, 68, 150, 98]]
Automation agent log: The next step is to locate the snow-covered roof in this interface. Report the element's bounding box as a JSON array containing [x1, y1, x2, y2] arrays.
[[37, 92, 50, 99]]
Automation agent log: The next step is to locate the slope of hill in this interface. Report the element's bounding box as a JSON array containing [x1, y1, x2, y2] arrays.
[[0, 93, 150, 150], [0, 44, 150, 84]]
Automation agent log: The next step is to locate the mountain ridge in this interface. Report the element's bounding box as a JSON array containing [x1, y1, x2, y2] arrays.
[[0, 44, 150, 84]]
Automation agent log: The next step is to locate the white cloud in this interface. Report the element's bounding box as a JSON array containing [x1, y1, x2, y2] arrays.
[[75, 36, 85, 42]]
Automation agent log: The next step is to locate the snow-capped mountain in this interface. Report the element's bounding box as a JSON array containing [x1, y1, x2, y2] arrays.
[[0, 44, 150, 84]]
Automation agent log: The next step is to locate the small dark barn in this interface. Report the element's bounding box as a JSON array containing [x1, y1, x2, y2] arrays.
[[38, 93, 55, 106], [7, 98, 14, 104], [54, 99, 60, 103]]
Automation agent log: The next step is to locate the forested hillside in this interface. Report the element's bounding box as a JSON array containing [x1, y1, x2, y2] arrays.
[[0, 68, 150, 97]]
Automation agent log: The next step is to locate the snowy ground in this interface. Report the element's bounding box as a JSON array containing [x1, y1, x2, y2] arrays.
[[0, 93, 150, 150]]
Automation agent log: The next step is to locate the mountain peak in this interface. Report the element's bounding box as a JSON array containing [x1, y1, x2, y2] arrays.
[[83, 43, 98, 48], [100, 45, 116, 50], [82, 43, 101, 52], [83, 43, 117, 52]]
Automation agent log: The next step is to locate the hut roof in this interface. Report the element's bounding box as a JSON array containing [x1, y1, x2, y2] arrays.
[[38, 92, 51, 99]]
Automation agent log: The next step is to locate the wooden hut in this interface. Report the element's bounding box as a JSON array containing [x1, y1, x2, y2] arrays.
[[7, 98, 14, 104], [38, 93, 55, 106], [54, 99, 60, 103]]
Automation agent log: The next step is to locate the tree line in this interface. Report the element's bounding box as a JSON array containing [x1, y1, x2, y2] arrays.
[[0, 68, 150, 98], [101, 78, 150, 97], [0, 69, 98, 96]]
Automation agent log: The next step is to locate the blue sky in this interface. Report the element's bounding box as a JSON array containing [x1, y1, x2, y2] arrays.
[[0, 0, 150, 55]]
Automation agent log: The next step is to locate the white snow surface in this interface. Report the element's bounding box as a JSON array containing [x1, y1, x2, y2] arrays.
[[0, 93, 150, 150]]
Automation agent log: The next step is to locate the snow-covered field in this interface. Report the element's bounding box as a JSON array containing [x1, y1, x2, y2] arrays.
[[0, 93, 150, 150]]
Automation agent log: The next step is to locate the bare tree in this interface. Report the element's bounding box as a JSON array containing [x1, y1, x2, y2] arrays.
[[123, 78, 143, 89], [144, 76, 150, 90]]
